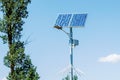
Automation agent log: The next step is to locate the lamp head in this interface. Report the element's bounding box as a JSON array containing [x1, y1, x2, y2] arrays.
[[54, 25, 62, 30]]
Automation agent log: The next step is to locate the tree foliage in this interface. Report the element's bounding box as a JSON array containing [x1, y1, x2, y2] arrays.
[[0, 0, 40, 80], [62, 75, 78, 80], [62, 75, 70, 80]]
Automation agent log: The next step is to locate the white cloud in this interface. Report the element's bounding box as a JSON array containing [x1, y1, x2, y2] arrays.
[[98, 54, 120, 63]]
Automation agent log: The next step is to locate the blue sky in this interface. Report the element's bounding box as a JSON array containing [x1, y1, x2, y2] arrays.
[[0, 0, 120, 80]]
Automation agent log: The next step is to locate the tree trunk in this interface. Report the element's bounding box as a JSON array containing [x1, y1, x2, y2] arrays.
[[8, 25, 14, 77]]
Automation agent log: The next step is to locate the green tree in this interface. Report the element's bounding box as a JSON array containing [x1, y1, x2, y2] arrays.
[[0, 0, 39, 80], [73, 75, 78, 80], [62, 75, 70, 80], [62, 75, 78, 80]]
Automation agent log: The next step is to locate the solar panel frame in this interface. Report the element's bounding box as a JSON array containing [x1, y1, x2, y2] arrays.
[[54, 14, 72, 27], [70, 14, 87, 27]]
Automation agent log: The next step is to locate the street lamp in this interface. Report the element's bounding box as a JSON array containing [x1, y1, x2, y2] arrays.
[[54, 14, 87, 80], [54, 25, 62, 30]]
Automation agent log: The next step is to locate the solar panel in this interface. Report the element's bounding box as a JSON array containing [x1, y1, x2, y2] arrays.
[[70, 14, 87, 27], [54, 14, 72, 27], [54, 14, 87, 28]]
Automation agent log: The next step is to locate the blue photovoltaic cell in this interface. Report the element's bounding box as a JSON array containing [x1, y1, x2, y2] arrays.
[[70, 14, 87, 27], [55, 14, 72, 27]]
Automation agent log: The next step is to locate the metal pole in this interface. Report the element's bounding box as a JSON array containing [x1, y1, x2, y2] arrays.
[[70, 27, 74, 80]]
